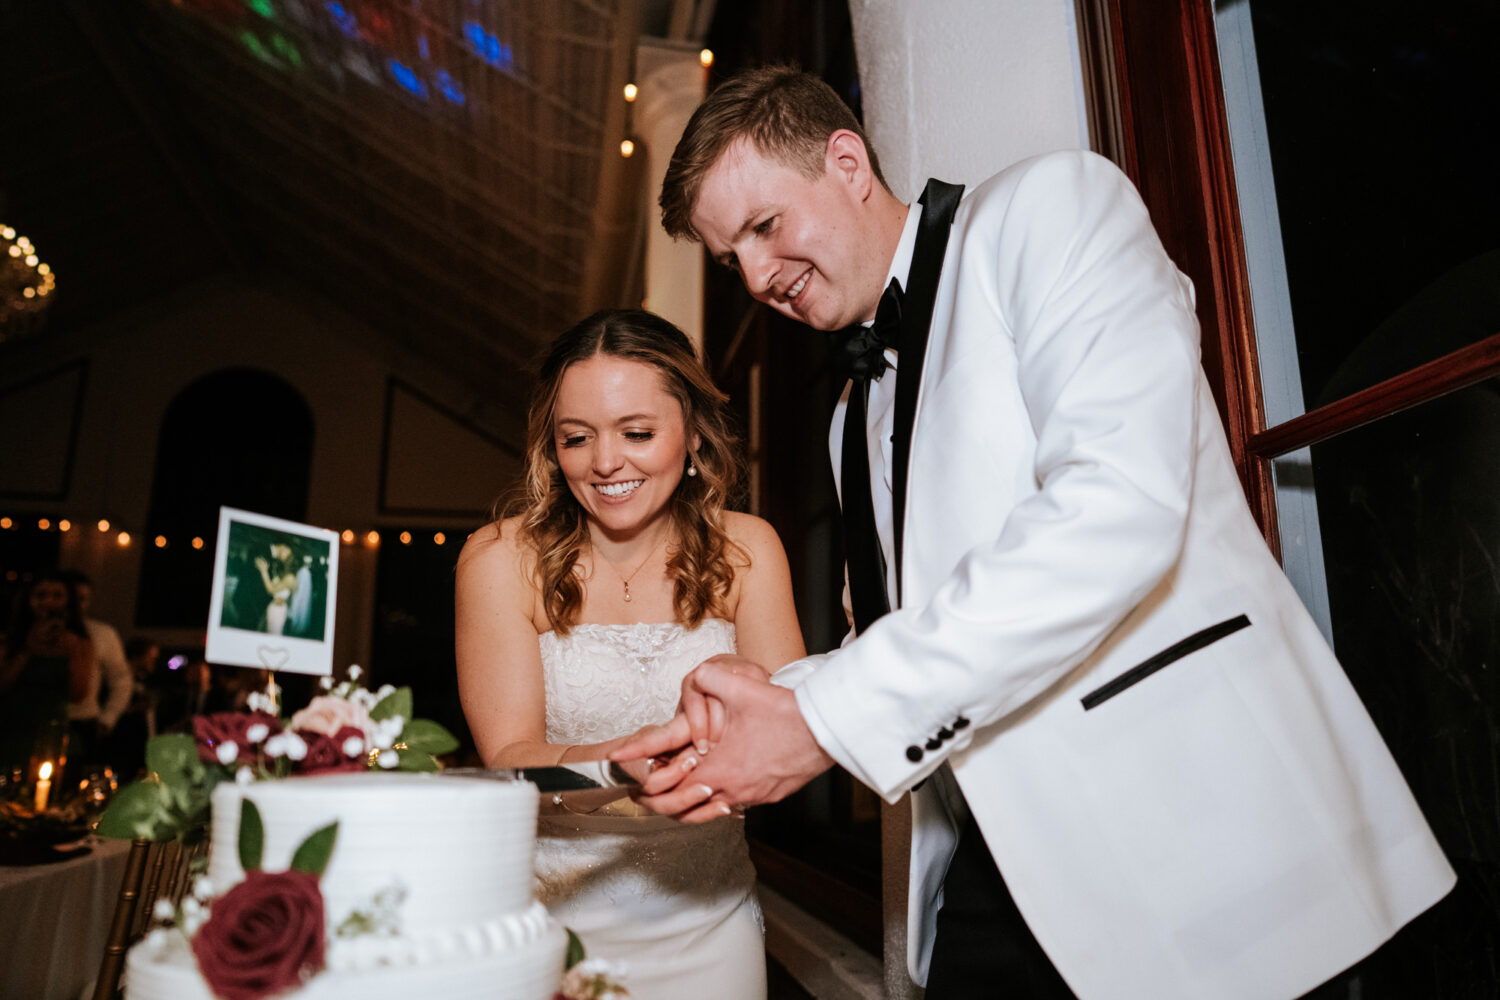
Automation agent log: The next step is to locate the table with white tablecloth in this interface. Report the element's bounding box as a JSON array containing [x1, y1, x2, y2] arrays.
[[0, 837, 133, 1000]]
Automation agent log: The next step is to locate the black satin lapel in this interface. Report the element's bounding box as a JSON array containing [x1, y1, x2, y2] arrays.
[[891, 179, 965, 603]]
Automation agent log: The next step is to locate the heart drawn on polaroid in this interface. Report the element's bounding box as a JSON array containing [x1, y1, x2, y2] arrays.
[[257, 646, 291, 670]]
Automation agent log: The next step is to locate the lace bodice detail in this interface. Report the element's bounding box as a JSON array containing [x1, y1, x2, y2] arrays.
[[533, 619, 757, 922], [539, 618, 735, 746]]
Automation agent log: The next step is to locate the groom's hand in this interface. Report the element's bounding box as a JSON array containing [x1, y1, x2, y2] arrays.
[[615, 657, 836, 823], [677, 654, 772, 754]]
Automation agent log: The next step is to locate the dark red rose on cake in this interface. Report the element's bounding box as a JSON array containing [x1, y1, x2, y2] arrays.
[[296, 726, 369, 774], [193, 712, 283, 765], [192, 869, 326, 1000]]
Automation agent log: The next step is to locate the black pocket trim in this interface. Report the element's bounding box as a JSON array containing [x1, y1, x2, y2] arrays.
[[1081, 614, 1251, 711]]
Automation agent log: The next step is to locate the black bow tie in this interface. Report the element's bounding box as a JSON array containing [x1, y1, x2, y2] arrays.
[[831, 278, 904, 382]]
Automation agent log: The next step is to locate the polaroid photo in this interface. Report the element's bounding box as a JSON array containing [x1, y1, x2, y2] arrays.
[[205, 506, 339, 676]]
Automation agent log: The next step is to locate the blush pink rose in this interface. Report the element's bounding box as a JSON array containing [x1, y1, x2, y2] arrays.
[[287, 695, 374, 741]]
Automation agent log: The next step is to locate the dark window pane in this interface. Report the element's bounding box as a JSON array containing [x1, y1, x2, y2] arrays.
[[1249, 3, 1500, 405], [137, 369, 313, 627], [1313, 379, 1500, 993]]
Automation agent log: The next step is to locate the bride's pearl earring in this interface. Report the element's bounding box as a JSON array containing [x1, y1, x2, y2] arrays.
[[687, 462, 698, 477]]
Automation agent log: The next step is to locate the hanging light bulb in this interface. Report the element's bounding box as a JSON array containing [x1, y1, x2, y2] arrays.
[[0, 223, 57, 342]]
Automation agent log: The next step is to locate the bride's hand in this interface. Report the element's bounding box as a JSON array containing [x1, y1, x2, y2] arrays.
[[609, 720, 698, 786]]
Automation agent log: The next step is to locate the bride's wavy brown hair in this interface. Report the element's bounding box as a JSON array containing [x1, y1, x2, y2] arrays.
[[502, 309, 747, 634]]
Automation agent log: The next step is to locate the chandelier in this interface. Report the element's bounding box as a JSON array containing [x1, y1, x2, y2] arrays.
[[0, 224, 57, 342]]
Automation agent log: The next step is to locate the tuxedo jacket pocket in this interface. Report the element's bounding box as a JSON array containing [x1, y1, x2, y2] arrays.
[[1081, 614, 1251, 711]]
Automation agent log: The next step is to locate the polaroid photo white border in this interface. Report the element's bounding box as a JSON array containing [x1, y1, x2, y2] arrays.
[[205, 506, 340, 677]]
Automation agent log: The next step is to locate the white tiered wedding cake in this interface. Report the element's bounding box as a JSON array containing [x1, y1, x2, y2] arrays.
[[124, 772, 566, 1000]]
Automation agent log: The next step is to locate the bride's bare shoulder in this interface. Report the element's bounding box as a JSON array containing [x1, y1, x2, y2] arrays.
[[721, 510, 784, 553], [457, 517, 534, 578]]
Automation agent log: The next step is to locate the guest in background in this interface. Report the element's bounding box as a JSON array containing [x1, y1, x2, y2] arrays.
[[0, 572, 93, 782], [101, 636, 161, 780], [203, 664, 260, 714], [59, 570, 132, 775]]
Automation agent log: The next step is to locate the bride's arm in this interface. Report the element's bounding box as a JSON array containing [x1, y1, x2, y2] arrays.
[[726, 511, 807, 673], [644, 512, 806, 767], [456, 519, 592, 769]]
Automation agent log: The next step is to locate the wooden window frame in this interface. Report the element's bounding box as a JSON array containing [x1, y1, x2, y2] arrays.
[[1075, 0, 1500, 552]]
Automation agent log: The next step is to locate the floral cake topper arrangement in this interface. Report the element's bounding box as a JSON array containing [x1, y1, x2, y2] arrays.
[[98, 667, 458, 843]]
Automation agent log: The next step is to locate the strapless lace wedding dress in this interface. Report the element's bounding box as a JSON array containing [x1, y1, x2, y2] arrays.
[[535, 619, 765, 999]]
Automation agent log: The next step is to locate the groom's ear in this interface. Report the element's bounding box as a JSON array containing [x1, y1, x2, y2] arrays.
[[827, 130, 874, 201]]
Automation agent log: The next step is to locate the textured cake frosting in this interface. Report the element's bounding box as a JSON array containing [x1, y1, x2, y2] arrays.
[[125, 772, 566, 1000]]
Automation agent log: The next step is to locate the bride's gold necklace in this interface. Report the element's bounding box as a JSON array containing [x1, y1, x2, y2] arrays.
[[594, 534, 667, 603]]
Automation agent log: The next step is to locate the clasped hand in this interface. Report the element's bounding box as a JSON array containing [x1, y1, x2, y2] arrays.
[[610, 654, 835, 823]]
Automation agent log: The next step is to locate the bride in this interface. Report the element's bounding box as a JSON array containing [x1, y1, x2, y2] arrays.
[[456, 308, 805, 999]]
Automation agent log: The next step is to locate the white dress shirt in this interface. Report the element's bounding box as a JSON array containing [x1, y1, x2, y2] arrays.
[[866, 201, 922, 604]]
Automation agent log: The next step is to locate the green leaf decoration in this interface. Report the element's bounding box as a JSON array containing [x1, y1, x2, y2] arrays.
[[370, 686, 413, 723], [96, 780, 169, 840], [564, 928, 586, 970], [399, 719, 459, 755], [239, 799, 265, 872], [146, 733, 202, 785], [290, 821, 339, 877], [397, 751, 439, 773]]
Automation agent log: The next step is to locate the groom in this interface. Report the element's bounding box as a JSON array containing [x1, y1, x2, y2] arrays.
[[614, 66, 1454, 998]]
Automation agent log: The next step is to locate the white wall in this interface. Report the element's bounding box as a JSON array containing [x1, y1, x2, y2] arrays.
[[635, 39, 709, 348], [851, 0, 1088, 200]]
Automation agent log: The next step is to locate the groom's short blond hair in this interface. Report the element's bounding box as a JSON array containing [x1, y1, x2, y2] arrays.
[[659, 65, 889, 242]]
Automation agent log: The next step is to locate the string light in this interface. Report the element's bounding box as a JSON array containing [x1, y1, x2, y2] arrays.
[[620, 138, 635, 157], [623, 82, 637, 102], [699, 48, 714, 68], [0, 513, 463, 553]]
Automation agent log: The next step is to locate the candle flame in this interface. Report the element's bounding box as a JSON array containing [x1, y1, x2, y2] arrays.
[[38, 761, 53, 780]]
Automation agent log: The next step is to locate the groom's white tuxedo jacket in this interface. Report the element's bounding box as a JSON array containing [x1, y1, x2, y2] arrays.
[[775, 151, 1454, 999]]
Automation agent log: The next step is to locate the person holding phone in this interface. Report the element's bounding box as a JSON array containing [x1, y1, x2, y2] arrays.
[[0, 571, 95, 780]]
